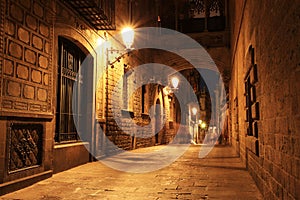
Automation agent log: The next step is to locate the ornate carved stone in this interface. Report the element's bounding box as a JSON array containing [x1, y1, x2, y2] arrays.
[[7, 123, 43, 172]]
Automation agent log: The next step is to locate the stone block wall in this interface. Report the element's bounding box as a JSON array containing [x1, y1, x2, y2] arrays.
[[0, 0, 109, 192], [229, 0, 300, 199], [0, 0, 55, 193], [2, 0, 54, 115]]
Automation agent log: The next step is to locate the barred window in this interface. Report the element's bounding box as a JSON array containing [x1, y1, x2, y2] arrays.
[[55, 37, 86, 143], [244, 46, 260, 156]]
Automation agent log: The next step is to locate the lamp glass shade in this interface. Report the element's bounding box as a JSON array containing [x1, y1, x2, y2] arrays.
[[171, 77, 179, 89], [192, 107, 197, 115], [121, 27, 134, 49]]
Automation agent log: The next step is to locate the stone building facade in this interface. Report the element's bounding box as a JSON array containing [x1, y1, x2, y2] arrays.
[[0, 0, 299, 199], [0, 0, 185, 194], [0, 0, 55, 193], [229, 1, 300, 199]]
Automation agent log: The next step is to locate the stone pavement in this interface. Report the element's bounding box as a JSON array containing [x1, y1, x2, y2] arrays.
[[1, 145, 263, 200]]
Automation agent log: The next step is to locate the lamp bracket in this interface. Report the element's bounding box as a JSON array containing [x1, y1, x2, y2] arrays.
[[107, 48, 133, 68]]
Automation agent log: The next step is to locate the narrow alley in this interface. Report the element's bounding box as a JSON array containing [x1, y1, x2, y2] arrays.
[[0, 0, 299, 199]]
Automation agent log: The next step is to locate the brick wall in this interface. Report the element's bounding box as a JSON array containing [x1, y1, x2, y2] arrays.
[[102, 52, 162, 151], [230, 0, 300, 199]]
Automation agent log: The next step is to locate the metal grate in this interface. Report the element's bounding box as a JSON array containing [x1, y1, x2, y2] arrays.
[[55, 37, 85, 143], [64, 0, 115, 30]]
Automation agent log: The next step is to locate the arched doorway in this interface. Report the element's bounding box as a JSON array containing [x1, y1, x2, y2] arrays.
[[155, 99, 162, 144]]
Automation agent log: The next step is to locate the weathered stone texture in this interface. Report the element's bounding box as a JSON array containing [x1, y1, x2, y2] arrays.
[[4, 59, 14, 76], [37, 88, 47, 102], [16, 64, 29, 80], [10, 3, 23, 23], [8, 41, 22, 59], [23, 85, 35, 99], [2, 0, 53, 114], [26, 14, 37, 31], [33, 2, 44, 19], [5, 20, 15, 36], [32, 35, 43, 50], [38, 55, 48, 69], [7, 81, 21, 97], [24, 48, 36, 64], [17, 27, 30, 44], [31, 69, 42, 83], [230, 1, 300, 199]]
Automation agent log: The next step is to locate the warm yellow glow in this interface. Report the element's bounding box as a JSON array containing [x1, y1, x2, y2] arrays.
[[171, 77, 179, 89], [121, 27, 134, 49], [201, 122, 206, 129], [192, 107, 197, 115], [96, 37, 105, 46], [199, 120, 202, 124], [163, 86, 171, 96]]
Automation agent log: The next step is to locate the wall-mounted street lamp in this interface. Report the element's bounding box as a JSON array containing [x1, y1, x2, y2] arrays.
[[106, 26, 135, 68], [192, 107, 197, 115], [163, 76, 180, 96], [190, 106, 198, 144], [105, 26, 135, 129], [171, 76, 179, 90], [198, 119, 207, 144], [198, 119, 206, 128], [121, 27, 135, 50], [200, 121, 206, 129]]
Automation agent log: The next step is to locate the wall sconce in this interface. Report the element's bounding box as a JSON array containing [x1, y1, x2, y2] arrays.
[[121, 27, 134, 50], [163, 76, 180, 96], [192, 107, 197, 115], [105, 26, 135, 127], [199, 120, 206, 129], [200, 122, 206, 129], [171, 76, 179, 90], [106, 26, 135, 68]]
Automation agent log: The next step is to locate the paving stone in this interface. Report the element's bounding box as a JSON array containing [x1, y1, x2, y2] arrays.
[[1, 145, 263, 200]]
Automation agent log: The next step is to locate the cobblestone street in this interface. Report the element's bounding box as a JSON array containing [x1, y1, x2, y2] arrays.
[[1, 145, 263, 200]]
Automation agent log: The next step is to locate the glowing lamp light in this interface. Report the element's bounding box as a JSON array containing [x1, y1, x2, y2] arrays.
[[192, 107, 197, 115], [171, 77, 179, 89], [201, 122, 206, 129], [121, 27, 134, 49], [97, 37, 105, 46]]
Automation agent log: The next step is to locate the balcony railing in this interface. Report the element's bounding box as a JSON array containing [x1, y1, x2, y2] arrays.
[[64, 0, 115, 30]]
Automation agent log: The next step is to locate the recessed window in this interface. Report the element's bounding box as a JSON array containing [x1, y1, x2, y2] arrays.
[[55, 37, 86, 143]]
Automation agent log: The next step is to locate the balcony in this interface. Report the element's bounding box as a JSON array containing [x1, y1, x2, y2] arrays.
[[63, 0, 115, 30]]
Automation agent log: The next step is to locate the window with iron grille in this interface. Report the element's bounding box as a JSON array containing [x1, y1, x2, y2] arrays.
[[55, 37, 86, 143], [244, 46, 260, 156]]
